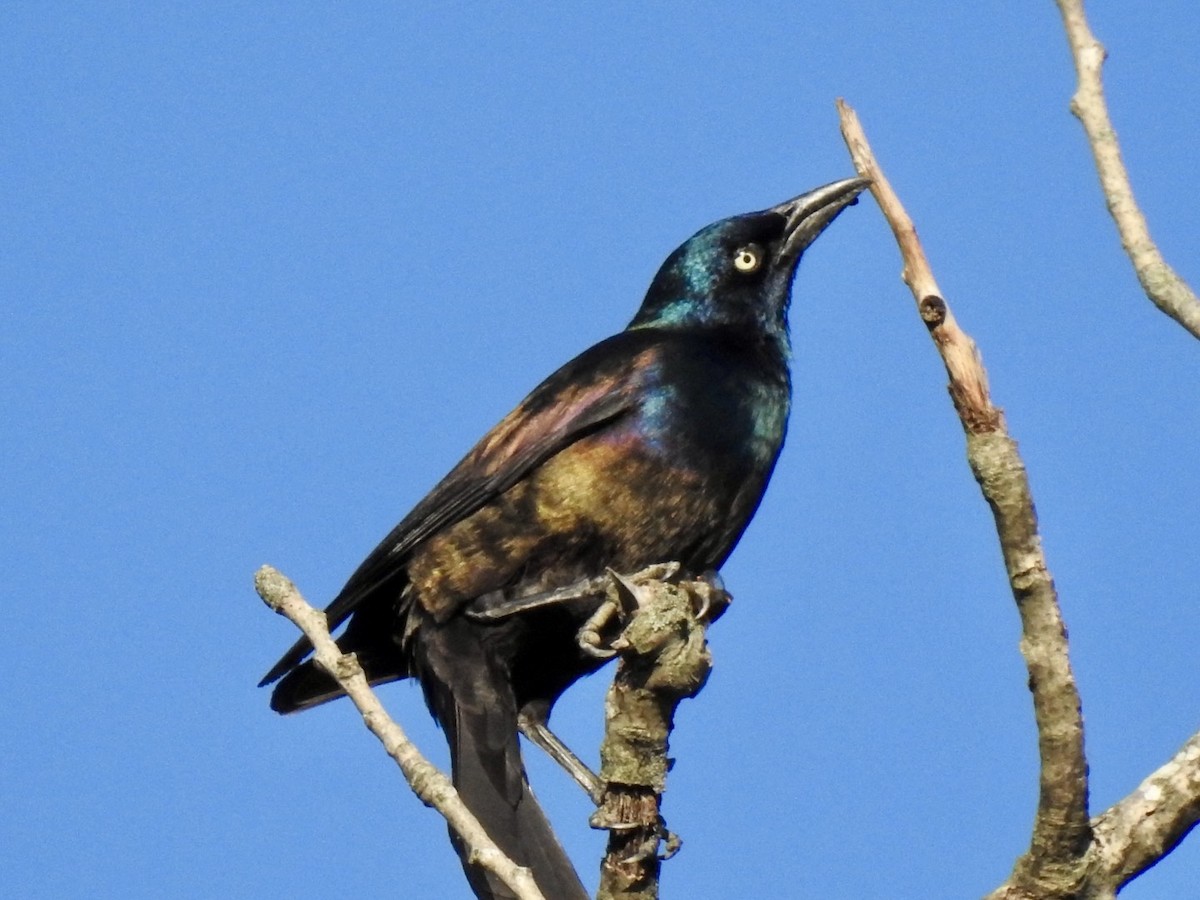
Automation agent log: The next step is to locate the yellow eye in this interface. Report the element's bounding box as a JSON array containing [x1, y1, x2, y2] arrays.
[[733, 244, 763, 273]]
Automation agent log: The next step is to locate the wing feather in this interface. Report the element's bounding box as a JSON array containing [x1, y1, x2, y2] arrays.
[[259, 330, 661, 686]]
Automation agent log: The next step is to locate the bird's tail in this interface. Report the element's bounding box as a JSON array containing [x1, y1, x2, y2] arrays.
[[266, 649, 408, 713], [419, 623, 588, 900], [265, 603, 410, 713], [445, 697, 589, 900]]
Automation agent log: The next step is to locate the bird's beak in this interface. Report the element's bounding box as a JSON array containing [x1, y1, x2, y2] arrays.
[[771, 176, 871, 263]]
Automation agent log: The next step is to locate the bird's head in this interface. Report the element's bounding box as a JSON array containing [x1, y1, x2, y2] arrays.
[[630, 176, 869, 338]]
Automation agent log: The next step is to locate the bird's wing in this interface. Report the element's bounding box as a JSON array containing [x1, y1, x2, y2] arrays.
[[260, 330, 658, 685]]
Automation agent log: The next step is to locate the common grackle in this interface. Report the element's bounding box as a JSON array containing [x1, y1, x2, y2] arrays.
[[261, 176, 867, 900]]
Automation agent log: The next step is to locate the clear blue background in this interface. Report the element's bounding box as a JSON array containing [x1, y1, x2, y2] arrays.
[[4, 4, 1197, 898]]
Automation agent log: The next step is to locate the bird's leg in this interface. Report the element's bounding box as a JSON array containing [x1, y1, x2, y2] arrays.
[[522, 704, 684, 850], [464, 562, 693, 628], [517, 707, 605, 805], [464, 573, 611, 623], [518, 568, 730, 822]]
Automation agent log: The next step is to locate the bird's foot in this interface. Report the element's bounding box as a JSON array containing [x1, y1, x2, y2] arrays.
[[575, 563, 730, 657], [576, 565, 675, 657], [590, 796, 682, 861], [465, 564, 729, 652], [688, 570, 730, 624], [577, 596, 621, 659]]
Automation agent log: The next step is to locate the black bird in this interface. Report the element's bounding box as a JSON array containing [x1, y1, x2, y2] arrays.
[[261, 176, 867, 900]]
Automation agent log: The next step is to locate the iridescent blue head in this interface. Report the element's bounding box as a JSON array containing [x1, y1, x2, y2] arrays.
[[630, 177, 868, 339]]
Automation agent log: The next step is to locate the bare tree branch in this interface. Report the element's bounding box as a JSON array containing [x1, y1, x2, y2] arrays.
[[1053, 0, 1200, 339], [836, 97, 1200, 898], [254, 565, 547, 900], [836, 100, 1092, 895], [1092, 731, 1200, 890]]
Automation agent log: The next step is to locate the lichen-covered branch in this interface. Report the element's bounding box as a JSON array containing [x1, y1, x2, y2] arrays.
[[1054, 0, 1200, 339], [1092, 731, 1200, 890], [836, 101, 1092, 896], [254, 565, 547, 900], [591, 569, 729, 900]]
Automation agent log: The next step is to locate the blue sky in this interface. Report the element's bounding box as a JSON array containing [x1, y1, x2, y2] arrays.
[[4, 4, 1198, 898]]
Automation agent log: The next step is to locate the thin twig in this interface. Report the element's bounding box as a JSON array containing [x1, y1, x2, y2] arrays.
[[254, 565, 547, 900], [836, 100, 1092, 897], [1054, 0, 1200, 339]]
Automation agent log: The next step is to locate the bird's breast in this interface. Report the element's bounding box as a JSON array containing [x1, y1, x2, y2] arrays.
[[532, 369, 789, 567], [407, 340, 790, 617]]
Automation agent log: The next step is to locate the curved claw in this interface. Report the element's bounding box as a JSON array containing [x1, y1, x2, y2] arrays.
[[692, 570, 731, 623], [579, 631, 619, 659], [615, 820, 681, 864], [621, 839, 661, 865], [660, 827, 682, 860], [577, 598, 620, 658]]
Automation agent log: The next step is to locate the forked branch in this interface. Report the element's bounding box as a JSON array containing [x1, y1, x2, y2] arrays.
[[837, 100, 1092, 896], [835, 98, 1200, 899]]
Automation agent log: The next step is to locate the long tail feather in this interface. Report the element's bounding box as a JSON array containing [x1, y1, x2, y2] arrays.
[[420, 622, 588, 900], [268, 649, 408, 713]]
